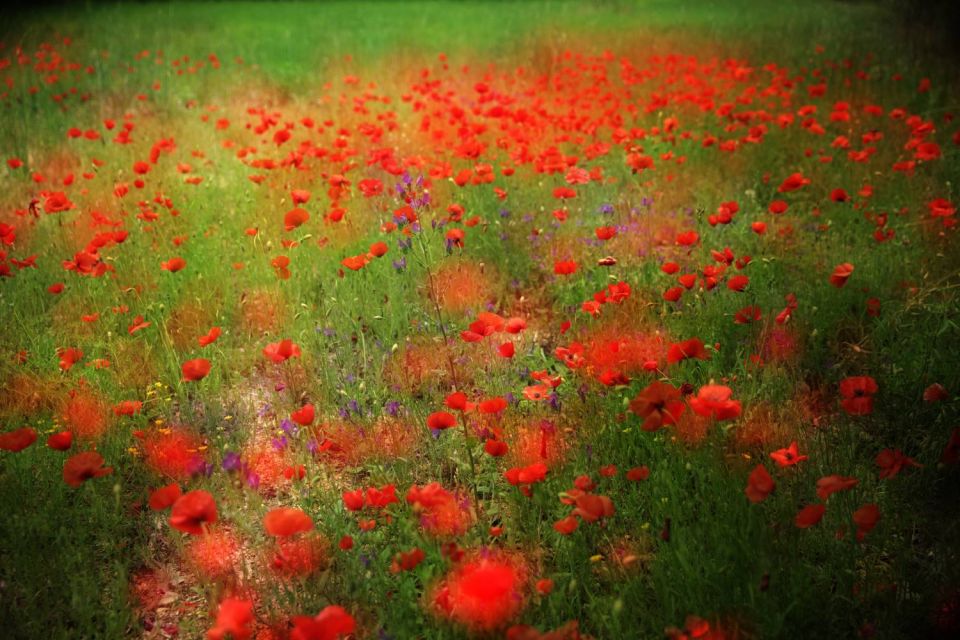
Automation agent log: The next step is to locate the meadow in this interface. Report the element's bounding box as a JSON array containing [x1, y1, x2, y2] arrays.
[[1, 1, 959, 638]]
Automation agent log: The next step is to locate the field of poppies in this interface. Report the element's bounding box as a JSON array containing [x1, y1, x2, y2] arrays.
[[1, 1, 959, 638]]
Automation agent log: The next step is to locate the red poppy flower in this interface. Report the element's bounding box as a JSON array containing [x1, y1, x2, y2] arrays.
[[427, 411, 457, 430], [341, 255, 368, 271], [263, 338, 301, 363], [829, 263, 854, 288], [284, 465, 306, 481], [663, 286, 684, 302], [484, 439, 509, 457], [942, 428, 960, 465], [284, 207, 310, 231], [161, 257, 186, 272], [63, 451, 113, 487], [169, 490, 218, 535], [676, 615, 712, 639], [768, 200, 788, 214], [504, 317, 527, 334], [58, 347, 84, 371], [554, 260, 578, 276], [113, 400, 143, 416], [365, 484, 398, 509], [573, 494, 615, 522], [875, 448, 921, 480], [359, 178, 383, 197], [504, 462, 548, 487], [523, 384, 551, 402], [264, 507, 314, 537], [446, 228, 465, 248], [207, 597, 254, 640], [734, 305, 762, 324], [127, 315, 151, 335], [628, 381, 685, 431], [63, 250, 107, 276], [272, 255, 291, 279], [46, 431, 73, 451], [573, 476, 596, 492], [274, 516, 323, 562], [830, 188, 849, 202], [626, 466, 650, 481], [667, 338, 710, 364], [778, 172, 810, 192], [342, 489, 364, 511], [291, 605, 355, 640], [444, 391, 473, 411], [769, 441, 808, 467], [291, 404, 315, 426], [44, 191, 75, 213], [431, 555, 527, 631], [838, 376, 877, 415], [479, 397, 507, 414], [553, 515, 579, 535], [470, 311, 504, 336], [369, 241, 388, 257], [795, 504, 826, 528], [915, 142, 941, 161], [852, 503, 880, 541], [391, 547, 426, 573], [923, 383, 949, 402], [148, 483, 182, 511], [626, 153, 654, 173], [198, 327, 221, 347], [676, 270, 698, 291], [182, 358, 211, 381], [745, 464, 775, 503], [581, 300, 602, 317], [0, 427, 37, 452], [928, 198, 955, 218], [595, 226, 617, 240], [564, 166, 590, 185], [816, 475, 859, 501], [535, 578, 554, 596], [727, 275, 749, 292], [689, 384, 742, 421]]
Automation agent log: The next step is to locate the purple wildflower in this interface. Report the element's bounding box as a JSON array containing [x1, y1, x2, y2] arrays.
[[222, 451, 242, 472]]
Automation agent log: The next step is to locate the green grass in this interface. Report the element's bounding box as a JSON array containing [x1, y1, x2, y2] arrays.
[[1, 1, 960, 639]]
